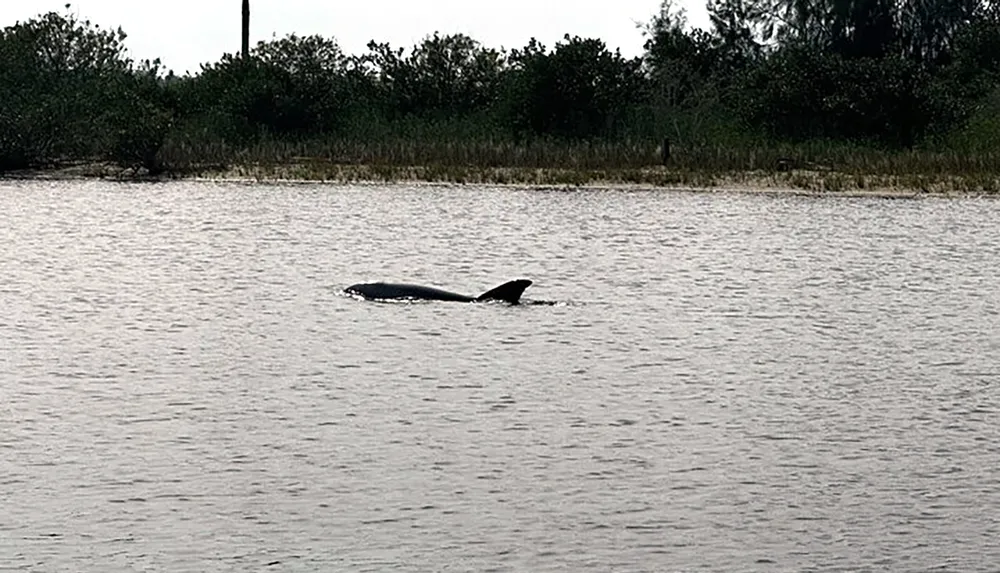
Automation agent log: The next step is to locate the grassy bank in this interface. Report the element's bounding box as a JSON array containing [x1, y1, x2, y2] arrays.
[[14, 136, 997, 195], [13, 155, 998, 197]]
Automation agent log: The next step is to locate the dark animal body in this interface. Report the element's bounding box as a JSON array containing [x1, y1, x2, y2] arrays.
[[346, 279, 532, 304]]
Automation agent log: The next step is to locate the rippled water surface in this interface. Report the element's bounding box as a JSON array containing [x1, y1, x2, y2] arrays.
[[2, 180, 999, 572]]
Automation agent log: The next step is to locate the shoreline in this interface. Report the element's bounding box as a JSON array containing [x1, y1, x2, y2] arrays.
[[3, 161, 997, 198]]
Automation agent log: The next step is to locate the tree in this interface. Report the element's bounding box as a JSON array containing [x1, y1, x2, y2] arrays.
[[504, 36, 646, 140], [0, 10, 135, 169], [175, 34, 361, 142], [365, 33, 507, 119]]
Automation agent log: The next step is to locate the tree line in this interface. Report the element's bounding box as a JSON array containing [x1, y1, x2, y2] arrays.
[[1, 0, 998, 174]]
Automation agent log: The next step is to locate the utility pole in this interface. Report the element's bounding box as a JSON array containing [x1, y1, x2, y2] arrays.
[[241, 0, 250, 59]]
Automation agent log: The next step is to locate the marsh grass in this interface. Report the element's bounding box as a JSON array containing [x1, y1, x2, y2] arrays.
[[140, 131, 1000, 193]]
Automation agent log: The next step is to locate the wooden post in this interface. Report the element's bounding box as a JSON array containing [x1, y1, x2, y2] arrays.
[[661, 138, 671, 166], [241, 0, 250, 59]]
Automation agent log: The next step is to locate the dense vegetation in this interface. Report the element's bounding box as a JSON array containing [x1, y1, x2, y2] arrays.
[[2, 1, 999, 188]]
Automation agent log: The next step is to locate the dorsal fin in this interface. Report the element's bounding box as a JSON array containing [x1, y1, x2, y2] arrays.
[[476, 279, 532, 304]]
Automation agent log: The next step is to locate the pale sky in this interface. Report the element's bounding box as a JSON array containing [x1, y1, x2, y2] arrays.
[[2, 1, 710, 75]]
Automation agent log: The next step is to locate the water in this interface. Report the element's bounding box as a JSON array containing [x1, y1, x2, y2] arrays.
[[1, 180, 998, 572]]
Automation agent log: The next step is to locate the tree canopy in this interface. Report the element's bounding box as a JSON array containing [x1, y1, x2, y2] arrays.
[[1, 1, 998, 172]]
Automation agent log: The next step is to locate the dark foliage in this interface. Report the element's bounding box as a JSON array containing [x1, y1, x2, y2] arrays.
[[503, 36, 647, 140], [1, 2, 998, 174]]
